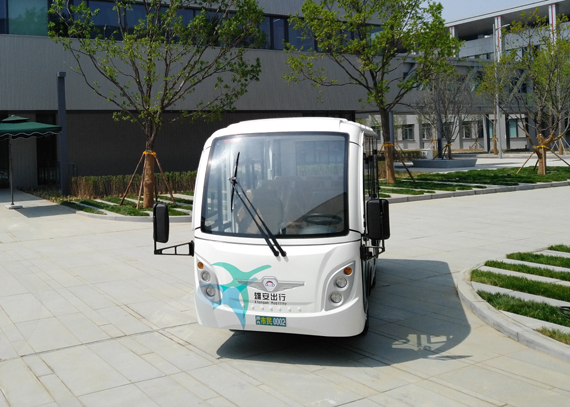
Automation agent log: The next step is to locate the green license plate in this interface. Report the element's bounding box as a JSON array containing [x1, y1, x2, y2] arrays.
[[255, 316, 286, 327]]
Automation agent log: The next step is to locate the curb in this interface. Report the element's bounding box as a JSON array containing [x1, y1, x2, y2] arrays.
[[456, 260, 570, 363], [68, 180, 570, 220], [386, 180, 569, 204], [74, 210, 192, 223]]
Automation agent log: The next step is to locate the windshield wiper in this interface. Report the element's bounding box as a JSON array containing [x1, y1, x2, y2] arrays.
[[230, 152, 240, 212], [229, 153, 286, 257]]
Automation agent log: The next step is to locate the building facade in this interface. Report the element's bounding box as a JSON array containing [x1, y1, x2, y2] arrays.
[[2, 1, 569, 189], [0, 0, 372, 188], [366, 0, 570, 155]]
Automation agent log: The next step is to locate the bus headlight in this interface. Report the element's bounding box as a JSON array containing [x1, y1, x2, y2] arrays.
[[325, 261, 356, 311], [201, 271, 211, 282], [197, 260, 221, 304], [205, 285, 216, 297], [335, 276, 348, 288], [330, 292, 343, 304]]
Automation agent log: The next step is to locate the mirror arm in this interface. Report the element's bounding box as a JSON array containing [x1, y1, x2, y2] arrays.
[[154, 240, 194, 256]]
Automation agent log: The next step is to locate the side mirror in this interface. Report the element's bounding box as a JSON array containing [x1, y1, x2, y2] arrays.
[[153, 202, 169, 243], [366, 199, 390, 240]]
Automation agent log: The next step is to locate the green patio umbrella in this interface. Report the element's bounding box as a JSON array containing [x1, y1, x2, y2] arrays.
[[0, 116, 62, 209]]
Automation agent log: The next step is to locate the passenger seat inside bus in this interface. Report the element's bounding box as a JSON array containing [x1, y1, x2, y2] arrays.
[[236, 187, 284, 235]]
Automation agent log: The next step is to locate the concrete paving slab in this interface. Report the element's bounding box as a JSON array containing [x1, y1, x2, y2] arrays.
[[78, 384, 160, 407], [1, 187, 570, 407], [434, 364, 569, 407]]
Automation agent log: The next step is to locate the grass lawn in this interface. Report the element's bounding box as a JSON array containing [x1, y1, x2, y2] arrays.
[[379, 187, 436, 195], [537, 327, 570, 345], [77, 199, 150, 216], [507, 252, 570, 268], [477, 292, 570, 327], [484, 260, 570, 282], [475, 245, 570, 346], [413, 166, 569, 185], [471, 270, 570, 301], [61, 201, 106, 215], [549, 244, 570, 253], [103, 197, 188, 216], [382, 179, 486, 191]]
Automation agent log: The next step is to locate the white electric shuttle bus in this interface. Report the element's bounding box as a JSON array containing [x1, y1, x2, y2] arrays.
[[153, 117, 390, 336]]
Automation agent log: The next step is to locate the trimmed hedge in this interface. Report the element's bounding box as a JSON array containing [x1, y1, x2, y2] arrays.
[[70, 171, 197, 198]]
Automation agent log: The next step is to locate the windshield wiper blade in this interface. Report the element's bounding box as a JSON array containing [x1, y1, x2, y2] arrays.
[[229, 155, 286, 257], [233, 185, 280, 257], [229, 152, 240, 212], [234, 182, 287, 257]]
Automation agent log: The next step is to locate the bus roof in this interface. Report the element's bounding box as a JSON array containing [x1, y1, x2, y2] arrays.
[[205, 117, 376, 148]]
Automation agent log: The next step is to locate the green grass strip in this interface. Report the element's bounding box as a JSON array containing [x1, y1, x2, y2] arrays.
[[537, 327, 570, 345], [166, 206, 190, 217], [507, 252, 570, 268], [104, 196, 139, 207], [477, 292, 570, 327], [158, 195, 193, 205], [379, 187, 436, 195], [416, 166, 569, 185], [78, 199, 149, 216], [380, 180, 485, 191], [472, 270, 570, 301], [549, 244, 570, 253], [61, 201, 106, 215], [103, 197, 188, 216], [484, 260, 570, 282]]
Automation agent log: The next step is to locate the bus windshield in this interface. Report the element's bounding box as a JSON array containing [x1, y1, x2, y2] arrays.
[[201, 132, 348, 238]]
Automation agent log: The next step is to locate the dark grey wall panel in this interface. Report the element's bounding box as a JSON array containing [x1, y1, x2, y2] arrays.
[[66, 111, 303, 176], [0, 36, 371, 113]]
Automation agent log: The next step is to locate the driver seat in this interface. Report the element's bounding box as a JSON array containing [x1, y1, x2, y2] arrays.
[[237, 187, 284, 235]]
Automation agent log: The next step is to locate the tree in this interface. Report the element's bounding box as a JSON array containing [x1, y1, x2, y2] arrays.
[[49, 0, 264, 207], [479, 10, 570, 174], [284, 0, 461, 183], [414, 68, 478, 159]]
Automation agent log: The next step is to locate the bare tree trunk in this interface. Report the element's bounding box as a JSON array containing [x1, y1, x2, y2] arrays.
[[380, 109, 396, 184], [538, 146, 547, 175], [143, 152, 155, 208], [492, 118, 498, 155], [143, 125, 158, 208], [558, 117, 564, 155]]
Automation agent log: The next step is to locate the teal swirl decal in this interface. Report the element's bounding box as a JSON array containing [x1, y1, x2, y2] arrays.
[[211, 262, 270, 328]]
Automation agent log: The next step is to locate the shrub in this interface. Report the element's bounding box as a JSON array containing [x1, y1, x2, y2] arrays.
[[70, 171, 197, 198]]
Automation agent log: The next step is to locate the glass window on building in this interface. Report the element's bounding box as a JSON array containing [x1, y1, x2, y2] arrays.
[[462, 122, 472, 139], [90, 0, 121, 38], [126, 2, 147, 34], [272, 17, 286, 50], [288, 19, 314, 51], [0, 0, 7, 34], [258, 16, 270, 49], [8, 0, 48, 36], [178, 7, 194, 26], [421, 123, 432, 140], [508, 119, 519, 138], [401, 124, 414, 141]]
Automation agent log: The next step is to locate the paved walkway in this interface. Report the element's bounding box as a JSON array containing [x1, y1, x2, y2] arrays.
[[1, 186, 569, 407]]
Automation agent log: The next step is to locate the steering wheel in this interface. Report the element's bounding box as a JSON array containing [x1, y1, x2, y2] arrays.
[[302, 213, 342, 226]]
